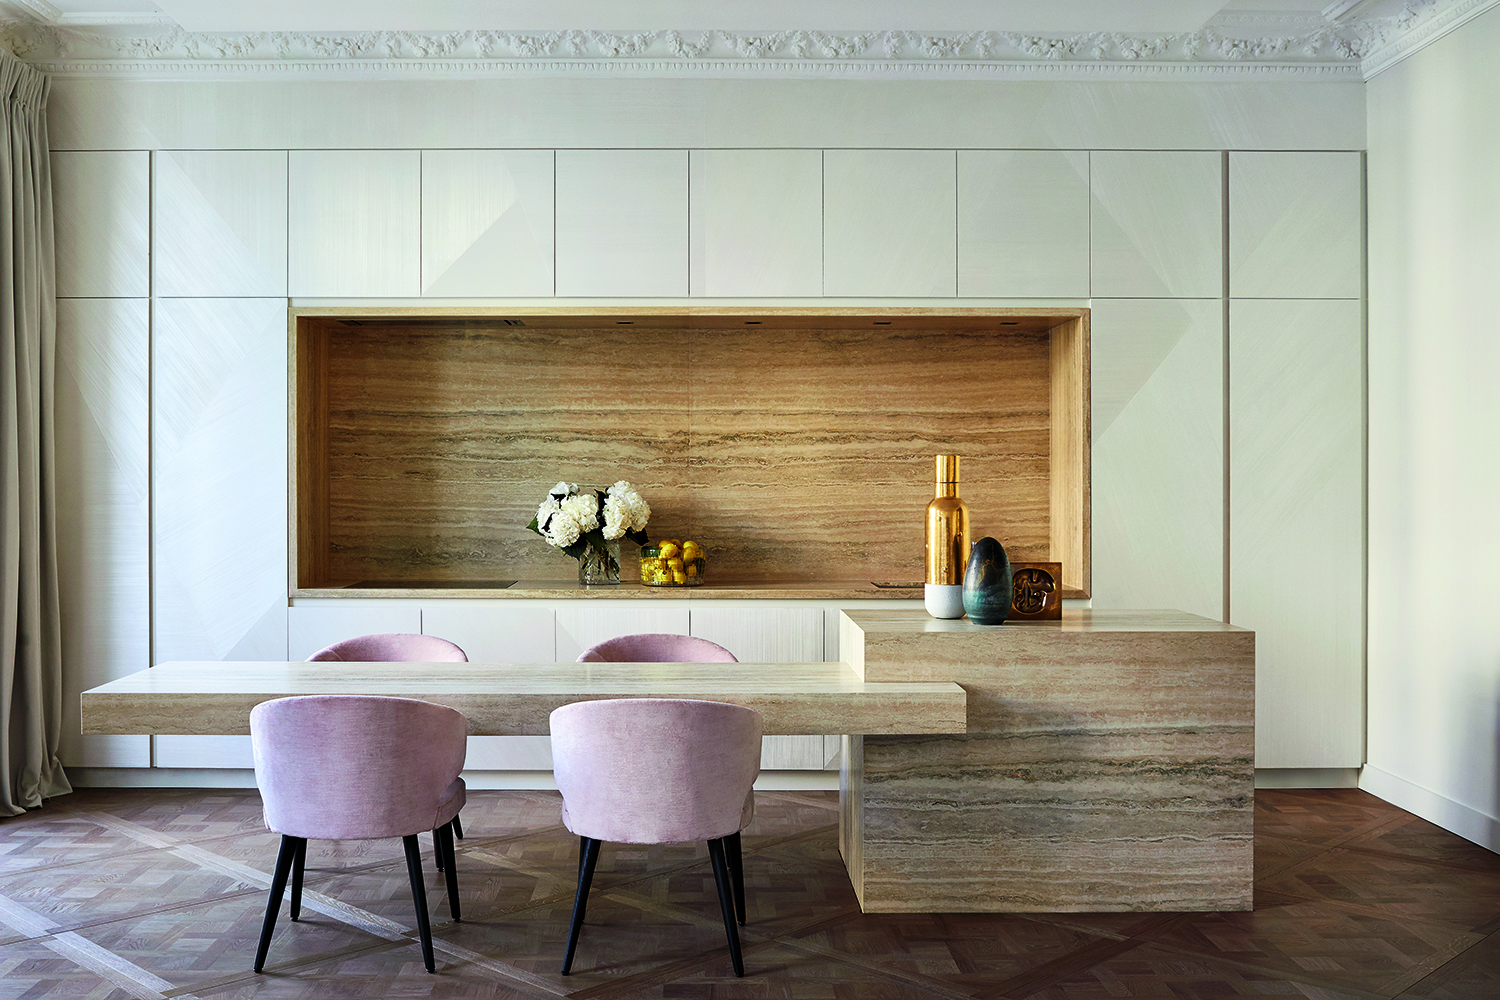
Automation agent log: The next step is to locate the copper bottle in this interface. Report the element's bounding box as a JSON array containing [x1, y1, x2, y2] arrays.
[[925, 455, 970, 586]]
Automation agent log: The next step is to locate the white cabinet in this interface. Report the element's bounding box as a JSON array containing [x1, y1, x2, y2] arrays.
[[555, 150, 688, 297], [51, 151, 149, 298], [690, 605, 831, 770], [1230, 151, 1363, 300], [55, 299, 150, 768], [554, 603, 692, 662], [824, 149, 957, 297], [287, 605, 423, 659], [154, 150, 288, 297], [958, 150, 1090, 298], [289, 150, 420, 297], [1230, 299, 1363, 768], [421, 149, 554, 297], [1089, 299, 1224, 620], [1091, 151, 1223, 298], [689, 149, 823, 297]]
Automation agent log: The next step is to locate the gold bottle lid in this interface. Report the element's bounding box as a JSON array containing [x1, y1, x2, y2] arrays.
[[934, 454, 960, 483]]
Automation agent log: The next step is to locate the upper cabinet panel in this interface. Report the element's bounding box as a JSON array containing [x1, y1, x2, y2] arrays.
[[1091, 151, 1223, 299], [289, 150, 420, 297], [1230, 151, 1362, 299], [958, 150, 1090, 298], [824, 150, 956, 298], [555, 149, 687, 297], [52, 150, 149, 298], [155, 150, 289, 297], [689, 149, 822, 297], [421, 149, 554, 297]]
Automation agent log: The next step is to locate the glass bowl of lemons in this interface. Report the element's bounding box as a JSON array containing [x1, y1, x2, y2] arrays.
[[639, 539, 705, 586]]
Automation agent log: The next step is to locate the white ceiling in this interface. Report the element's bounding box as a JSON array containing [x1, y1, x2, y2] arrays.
[[8, 0, 1348, 33]]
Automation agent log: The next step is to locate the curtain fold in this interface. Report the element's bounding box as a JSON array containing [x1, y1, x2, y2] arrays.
[[1, 46, 70, 815]]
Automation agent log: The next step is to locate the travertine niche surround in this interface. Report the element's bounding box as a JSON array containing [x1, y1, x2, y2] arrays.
[[291, 307, 1090, 596]]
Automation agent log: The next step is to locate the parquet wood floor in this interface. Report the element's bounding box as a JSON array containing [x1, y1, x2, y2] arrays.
[[1, 787, 1497, 999]]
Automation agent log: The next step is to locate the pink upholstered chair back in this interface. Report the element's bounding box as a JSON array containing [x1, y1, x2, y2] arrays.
[[550, 698, 761, 844], [306, 633, 468, 662], [251, 695, 468, 841], [576, 633, 737, 663]]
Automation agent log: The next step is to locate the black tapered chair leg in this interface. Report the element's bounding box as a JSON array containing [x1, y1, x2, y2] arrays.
[[402, 834, 436, 973], [254, 835, 301, 972], [561, 836, 601, 975], [725, 831, 745, 925], [436, 822, 461, 920], [452, 814, 463, 840], [707, 837, 745, 977], [289, 837, 308, 921], [433, 828, 444, 872]]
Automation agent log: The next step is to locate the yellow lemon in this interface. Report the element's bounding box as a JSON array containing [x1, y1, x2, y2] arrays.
[[659, 542, 680, 559]]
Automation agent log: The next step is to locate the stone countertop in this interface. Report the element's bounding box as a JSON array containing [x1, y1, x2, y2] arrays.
[[294, 580, 929, 600]]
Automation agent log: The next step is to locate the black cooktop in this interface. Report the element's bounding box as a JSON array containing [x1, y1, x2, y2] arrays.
[[344, 580, 518, 589]]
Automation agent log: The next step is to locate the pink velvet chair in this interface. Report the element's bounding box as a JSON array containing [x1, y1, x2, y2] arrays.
[[306, 633, 469, 843], [550, 698, 762, 977], [575, 633, 737, 663], [250, 695, 467, 974]]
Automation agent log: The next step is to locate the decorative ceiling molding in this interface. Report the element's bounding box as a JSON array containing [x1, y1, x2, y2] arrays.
[[0, 1, 1489, 81]]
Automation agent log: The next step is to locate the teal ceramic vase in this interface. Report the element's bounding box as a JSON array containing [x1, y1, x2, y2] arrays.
[[962, 536, 1013, 625]]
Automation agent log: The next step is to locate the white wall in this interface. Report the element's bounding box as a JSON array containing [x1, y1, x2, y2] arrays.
[[47, 73, 1367, 783], [1365, 8, 1500, 848]]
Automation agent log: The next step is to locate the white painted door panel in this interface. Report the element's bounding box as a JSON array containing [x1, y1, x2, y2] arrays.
[[154, 150, 288, 297], [555, 149, 687, 297], [52, 150, 149, 298], [554, 604, 692, 663], [824, 149, 956, 298], [421, 604, 557, 769], [1091, 151, 1223, 298], [421, 149, 554, 297], [56, 299, 151, 768], [689, 149, 823, 297], [690, 605, 826, 769], [288, 606, 424, 660], [1230, 151, 1363, 300], [1089, 299, 1223, 621], [289, 149, 420, 297], [1231, 299, 1363, 768], [959, 150, 1090, 298]]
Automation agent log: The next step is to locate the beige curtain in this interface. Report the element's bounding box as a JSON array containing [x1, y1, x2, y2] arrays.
[[1, 47, 69, 814]]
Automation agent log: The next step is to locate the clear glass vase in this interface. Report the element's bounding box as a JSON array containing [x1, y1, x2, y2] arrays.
[[577, 538, 621, 585]]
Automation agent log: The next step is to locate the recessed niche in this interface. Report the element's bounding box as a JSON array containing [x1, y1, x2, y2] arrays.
[[292, 307, 1090, 596]]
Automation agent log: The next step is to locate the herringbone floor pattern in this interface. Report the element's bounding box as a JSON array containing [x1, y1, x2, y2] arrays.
[[1, 787, 1496, 999]]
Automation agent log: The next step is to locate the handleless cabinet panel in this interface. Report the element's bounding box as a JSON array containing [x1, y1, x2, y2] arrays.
[[689, 149, 823, 297], [824, 150, 956, 298], [289, 150, 420, 297], [288, 606, 423, 660], [959, 150, 1090, 298], [1089, 299, 1223, 620], [1231, 299, 1363, 768], [56, 298, 150, 767], [554, 603, 692, 663], [1230, 151, 1363, 299], [556, 149, 687, 297], [52, 151, 149, 298], [1091, 151, 1223, 298], [421, 149, 554, 297], [155, 150, 288, 297]]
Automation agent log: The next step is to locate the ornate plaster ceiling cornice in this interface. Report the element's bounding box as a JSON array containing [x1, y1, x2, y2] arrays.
[[0, 0, 1491, 81]]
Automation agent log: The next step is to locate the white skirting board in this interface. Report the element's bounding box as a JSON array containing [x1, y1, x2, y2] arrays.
[[1360, 765, 1500, 854]]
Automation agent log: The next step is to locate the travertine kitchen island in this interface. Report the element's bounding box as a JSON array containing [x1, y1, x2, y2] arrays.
[[838, 608, 1255, 912]]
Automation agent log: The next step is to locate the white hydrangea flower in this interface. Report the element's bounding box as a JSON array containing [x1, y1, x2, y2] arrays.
[[601, 481, 651, 539]]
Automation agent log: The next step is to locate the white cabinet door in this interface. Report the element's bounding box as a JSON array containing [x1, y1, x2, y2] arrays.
[[1090, 299, 1224, 621], [1091, 151, 1223, 298], [154, 150, 288, 297], [959, 150, 1090, 298], [1230, 151, 1363, 300], [52, 151, 149, 298], [554, 603, 692, 662], [422, 604, 557, 770], [690, 605, 828, 769], [421, 149, 554, 297], [1231, 299, 1363, 768], [287, 605, 423, 660], [825, 149, 956, 298], [56, 299, 150, 768], [689, 149, 822, 297], [555, 150, 687, 297], [289, 150, 420, 297]]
